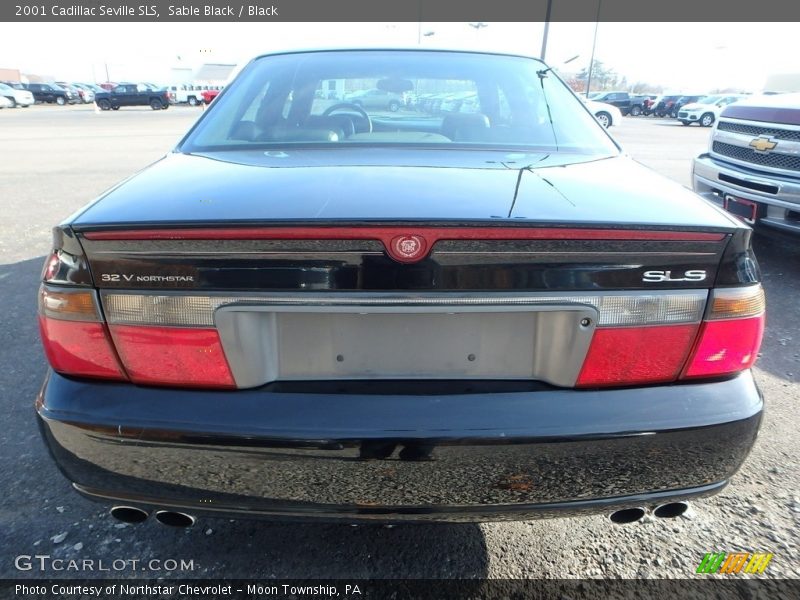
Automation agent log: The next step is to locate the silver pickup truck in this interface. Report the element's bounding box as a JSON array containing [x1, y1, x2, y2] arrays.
[[693, 93, 800, 235]]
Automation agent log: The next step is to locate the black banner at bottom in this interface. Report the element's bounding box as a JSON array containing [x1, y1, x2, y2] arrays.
[[4, 579, 800, 600]]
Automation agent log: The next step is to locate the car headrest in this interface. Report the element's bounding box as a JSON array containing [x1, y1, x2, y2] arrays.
[[441, 113, 491, 141]]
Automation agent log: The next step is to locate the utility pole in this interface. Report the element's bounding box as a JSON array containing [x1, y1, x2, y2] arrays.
[[540, 0, 553, 61], [585, 0, 602, 97]]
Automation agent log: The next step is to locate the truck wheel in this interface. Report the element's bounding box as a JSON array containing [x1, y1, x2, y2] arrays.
[[150, 99, 164, 110], [97, 99, 111, 111], [629, 105, 641, 116], [188, 96, 198, 106], [56, 96, 66, 106], [388, 100, 400, 112], [700, 113, 715, 127]]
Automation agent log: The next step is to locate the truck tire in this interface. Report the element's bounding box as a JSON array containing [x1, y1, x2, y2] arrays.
[[188, 96, 198, 106], [629, 105, 641, 116], [150, 99, 164, 110], [56, 96, 66, 106], [97, 99, 111, 111]]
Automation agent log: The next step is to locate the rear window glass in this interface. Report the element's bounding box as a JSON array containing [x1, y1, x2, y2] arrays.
[[181, 50, 618, 155]]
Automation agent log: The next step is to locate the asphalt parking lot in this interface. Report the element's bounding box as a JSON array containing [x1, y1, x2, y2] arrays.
[[0, 105, 798, 580]]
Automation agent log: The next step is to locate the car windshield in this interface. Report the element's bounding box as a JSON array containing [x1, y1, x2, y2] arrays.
[[181, 50, 618, 155]]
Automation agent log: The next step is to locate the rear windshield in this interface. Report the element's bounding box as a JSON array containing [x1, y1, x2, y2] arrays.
[[180, 50, 618, 155]]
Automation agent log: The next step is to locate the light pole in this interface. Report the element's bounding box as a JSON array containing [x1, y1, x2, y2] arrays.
[[540, 0, 553, 61], [585, 0, 602, 97]]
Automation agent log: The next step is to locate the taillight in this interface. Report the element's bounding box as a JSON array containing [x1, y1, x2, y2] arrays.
[[682, 286, 765, 378], [576, 291, 707, 387], [577, 323, 699, 387], [38, 226, 238, 388], [108, 325, 234, 388], [38, 285, 126, 380]]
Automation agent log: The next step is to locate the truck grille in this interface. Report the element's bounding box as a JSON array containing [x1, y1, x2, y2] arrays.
[[717, 121, 800, 142], [712, 141, 800, 172]]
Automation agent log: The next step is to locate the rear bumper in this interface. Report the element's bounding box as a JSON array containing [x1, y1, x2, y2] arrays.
[[37, 370, 762, 523]]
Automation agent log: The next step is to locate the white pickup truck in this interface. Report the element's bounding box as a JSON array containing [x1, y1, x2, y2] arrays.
[[167, 85, 206, 106]]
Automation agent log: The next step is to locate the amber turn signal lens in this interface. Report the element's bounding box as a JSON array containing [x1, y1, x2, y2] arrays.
[[38, 286, 99, 321], [709, 286, 765, 320]]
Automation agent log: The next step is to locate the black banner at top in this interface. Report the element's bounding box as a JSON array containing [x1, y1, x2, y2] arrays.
[[3, 0, 800, 22]]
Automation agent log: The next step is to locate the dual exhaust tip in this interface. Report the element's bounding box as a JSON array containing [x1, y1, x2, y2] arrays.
[[111, 502, 689, 527], [110, 506, 196, 528], [609, 501, 689, 524]]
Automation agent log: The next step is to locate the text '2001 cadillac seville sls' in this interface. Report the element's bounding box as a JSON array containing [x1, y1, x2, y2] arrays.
[[36, 50, 765, 527]]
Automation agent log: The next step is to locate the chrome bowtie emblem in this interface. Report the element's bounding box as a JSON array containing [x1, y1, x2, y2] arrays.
[[749, 136, 778, 153]]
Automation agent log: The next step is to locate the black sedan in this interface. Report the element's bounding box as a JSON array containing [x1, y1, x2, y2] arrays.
[[36, 49, 764, 528]]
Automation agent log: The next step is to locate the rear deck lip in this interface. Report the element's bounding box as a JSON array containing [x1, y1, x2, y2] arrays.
[[81, 226, 727, 243]]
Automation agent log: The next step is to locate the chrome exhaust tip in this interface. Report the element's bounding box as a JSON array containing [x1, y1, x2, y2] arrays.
[[653, 501, 689, 519], [110, 505, 149, 524], [609, 507, 646, 524], [154, 510, 196, 528]]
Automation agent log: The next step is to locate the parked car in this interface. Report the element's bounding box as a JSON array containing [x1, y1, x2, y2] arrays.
[[344, 88, 403, 112], [0, 95, 12, 109], [693, 92, 800, 234], [640, 95, 658, 115], [589, 91, 645, 116], [651, 95, 682, 117], [201, 88, 221, 104], [36, 49, 764, 528], [585, 99, 623, 128], [0, 82, 34, 107], [670, 95, 704, 118], [57, 82, 94, 104], [23, 82, 77, 105], [167, 85, 208, 106], [94, 83, 170, 111], [81, 83, 106, 95], [678, 94, 748, 127]]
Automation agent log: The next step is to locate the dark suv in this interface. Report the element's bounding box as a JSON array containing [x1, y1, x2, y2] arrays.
[[23, 83, 77, 105], [590, 91, 645, 116]]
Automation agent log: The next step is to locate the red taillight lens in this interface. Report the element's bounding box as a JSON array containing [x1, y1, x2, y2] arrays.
[[577, 324, 699, 387], [108, 325, 235, 388], [682, 316, 764, 378], [38, 286, 126, 380], [682, 286, 765, 379], [38, 317, 125, 379]]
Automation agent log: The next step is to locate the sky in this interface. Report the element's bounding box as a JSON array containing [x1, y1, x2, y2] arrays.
[[1, 22, 799, 92]]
